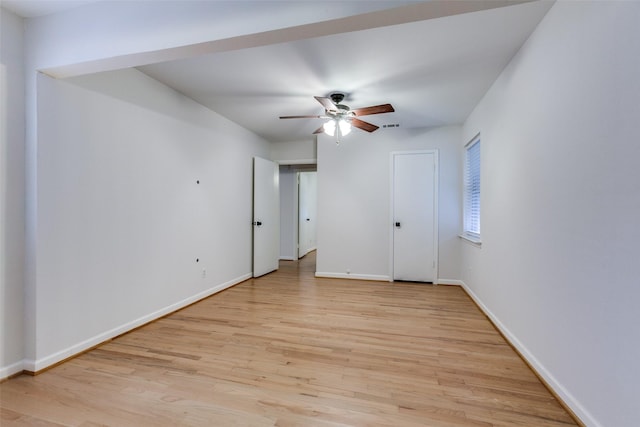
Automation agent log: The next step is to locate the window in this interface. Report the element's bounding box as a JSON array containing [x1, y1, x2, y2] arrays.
[[464, 135, 481, 240]]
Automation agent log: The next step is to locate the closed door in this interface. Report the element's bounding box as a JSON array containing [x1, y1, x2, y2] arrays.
[[253, 157, 279, 277], [392, 151, 438, 282]]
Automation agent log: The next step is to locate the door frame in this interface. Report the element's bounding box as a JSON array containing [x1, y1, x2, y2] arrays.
[[277, 163, 317, 261], [389, 149, 439, 283]]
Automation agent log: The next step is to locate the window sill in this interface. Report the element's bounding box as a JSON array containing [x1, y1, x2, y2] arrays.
[[459, 234, 482, 247]]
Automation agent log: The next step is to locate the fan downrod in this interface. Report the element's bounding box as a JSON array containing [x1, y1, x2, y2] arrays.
[[329, 92, 346, 105]]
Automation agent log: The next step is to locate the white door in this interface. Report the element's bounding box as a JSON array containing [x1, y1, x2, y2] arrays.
[[392, 151, 438, 282], [253, 157, 279, 277], [298, 172, 317, 258]]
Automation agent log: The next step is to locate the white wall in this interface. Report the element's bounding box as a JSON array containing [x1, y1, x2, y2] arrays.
[[461, 2, 640, 426], [279, 167, 298, 260], [316, 126, 461, 282], [0, 7, 26, 378], [13, 0, 456, 375], [30, 68, 269, 369], [17, 2, 399, 372], [271, 139, 317, 165], [11, 2, 438, 369], [298, 171, 317, 257]]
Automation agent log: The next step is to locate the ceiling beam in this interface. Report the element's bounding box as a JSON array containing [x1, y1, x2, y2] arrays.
[[43, 0, 537, 79]]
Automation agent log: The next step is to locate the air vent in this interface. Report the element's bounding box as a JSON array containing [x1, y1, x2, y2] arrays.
[[382, 123, 400, 128]]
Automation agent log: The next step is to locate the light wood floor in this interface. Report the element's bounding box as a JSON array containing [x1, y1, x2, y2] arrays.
[[1, 252, 577, 426]]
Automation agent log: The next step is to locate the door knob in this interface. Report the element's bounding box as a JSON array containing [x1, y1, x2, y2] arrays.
[[253, 220, 263, 227], [395, 222, 401, 228]]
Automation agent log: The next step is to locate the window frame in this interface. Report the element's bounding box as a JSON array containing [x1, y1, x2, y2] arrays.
[[463, 134, 481, 243]]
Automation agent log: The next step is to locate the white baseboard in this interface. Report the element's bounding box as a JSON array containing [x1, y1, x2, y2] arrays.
[[460, 281, 597, 427], [0, 359, 26, 380], [279, 256, 296, 261], [437, 278, 464, 286], [26, 273, 252, 373], [315, 272, 390, 282]]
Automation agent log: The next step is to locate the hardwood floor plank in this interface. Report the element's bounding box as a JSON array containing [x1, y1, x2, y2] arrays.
[[0, 252, 578, 426]]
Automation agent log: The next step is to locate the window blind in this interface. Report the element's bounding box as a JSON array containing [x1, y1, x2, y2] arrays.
[[464, 138, 481, 237]]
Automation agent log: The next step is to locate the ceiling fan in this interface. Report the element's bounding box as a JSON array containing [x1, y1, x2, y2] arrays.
[[279, 93, 395, 143]]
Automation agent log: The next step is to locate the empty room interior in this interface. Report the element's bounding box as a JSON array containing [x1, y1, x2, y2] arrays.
[[1, 1, 638, 426]]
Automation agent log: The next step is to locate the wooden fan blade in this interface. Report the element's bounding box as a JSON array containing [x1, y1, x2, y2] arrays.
[[312, 126, 325, 134], [314, 96, 336, 111], [352, 104, 395, 116], [280, 115, 325, 119], [351, 118, 379, 133]]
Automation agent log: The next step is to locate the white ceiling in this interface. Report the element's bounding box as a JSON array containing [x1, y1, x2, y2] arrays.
[[1, 0, 100, 18], [4, 0, 553, 143], [138, 1, 552, 142]]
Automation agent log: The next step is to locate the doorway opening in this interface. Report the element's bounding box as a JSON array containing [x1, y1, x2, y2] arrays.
[[279, 164, 317, 271]]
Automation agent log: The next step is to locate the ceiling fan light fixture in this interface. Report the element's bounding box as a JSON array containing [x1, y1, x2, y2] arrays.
[[339, 119, 352, 136], [323, 120, 336, 136], [280, 93, 393, 139]]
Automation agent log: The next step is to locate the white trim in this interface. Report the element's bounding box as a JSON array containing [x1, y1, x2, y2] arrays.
[[279, 256, 296, 261], [464, 132, 481, 149], [27, 273, 252, 372], [433, 151, 439, 283], [22, 359, 37, 373], [460, 280, 598, 427], [277, 159, 317, 165], [437, 279, 464, 286], [389, 151, 396, 280], [0, 360, 26, 379], [389, 149, 439, 283], [315, 272, 390, 282], [296, 171, 300, 259], [459, 233, 482, 246]]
